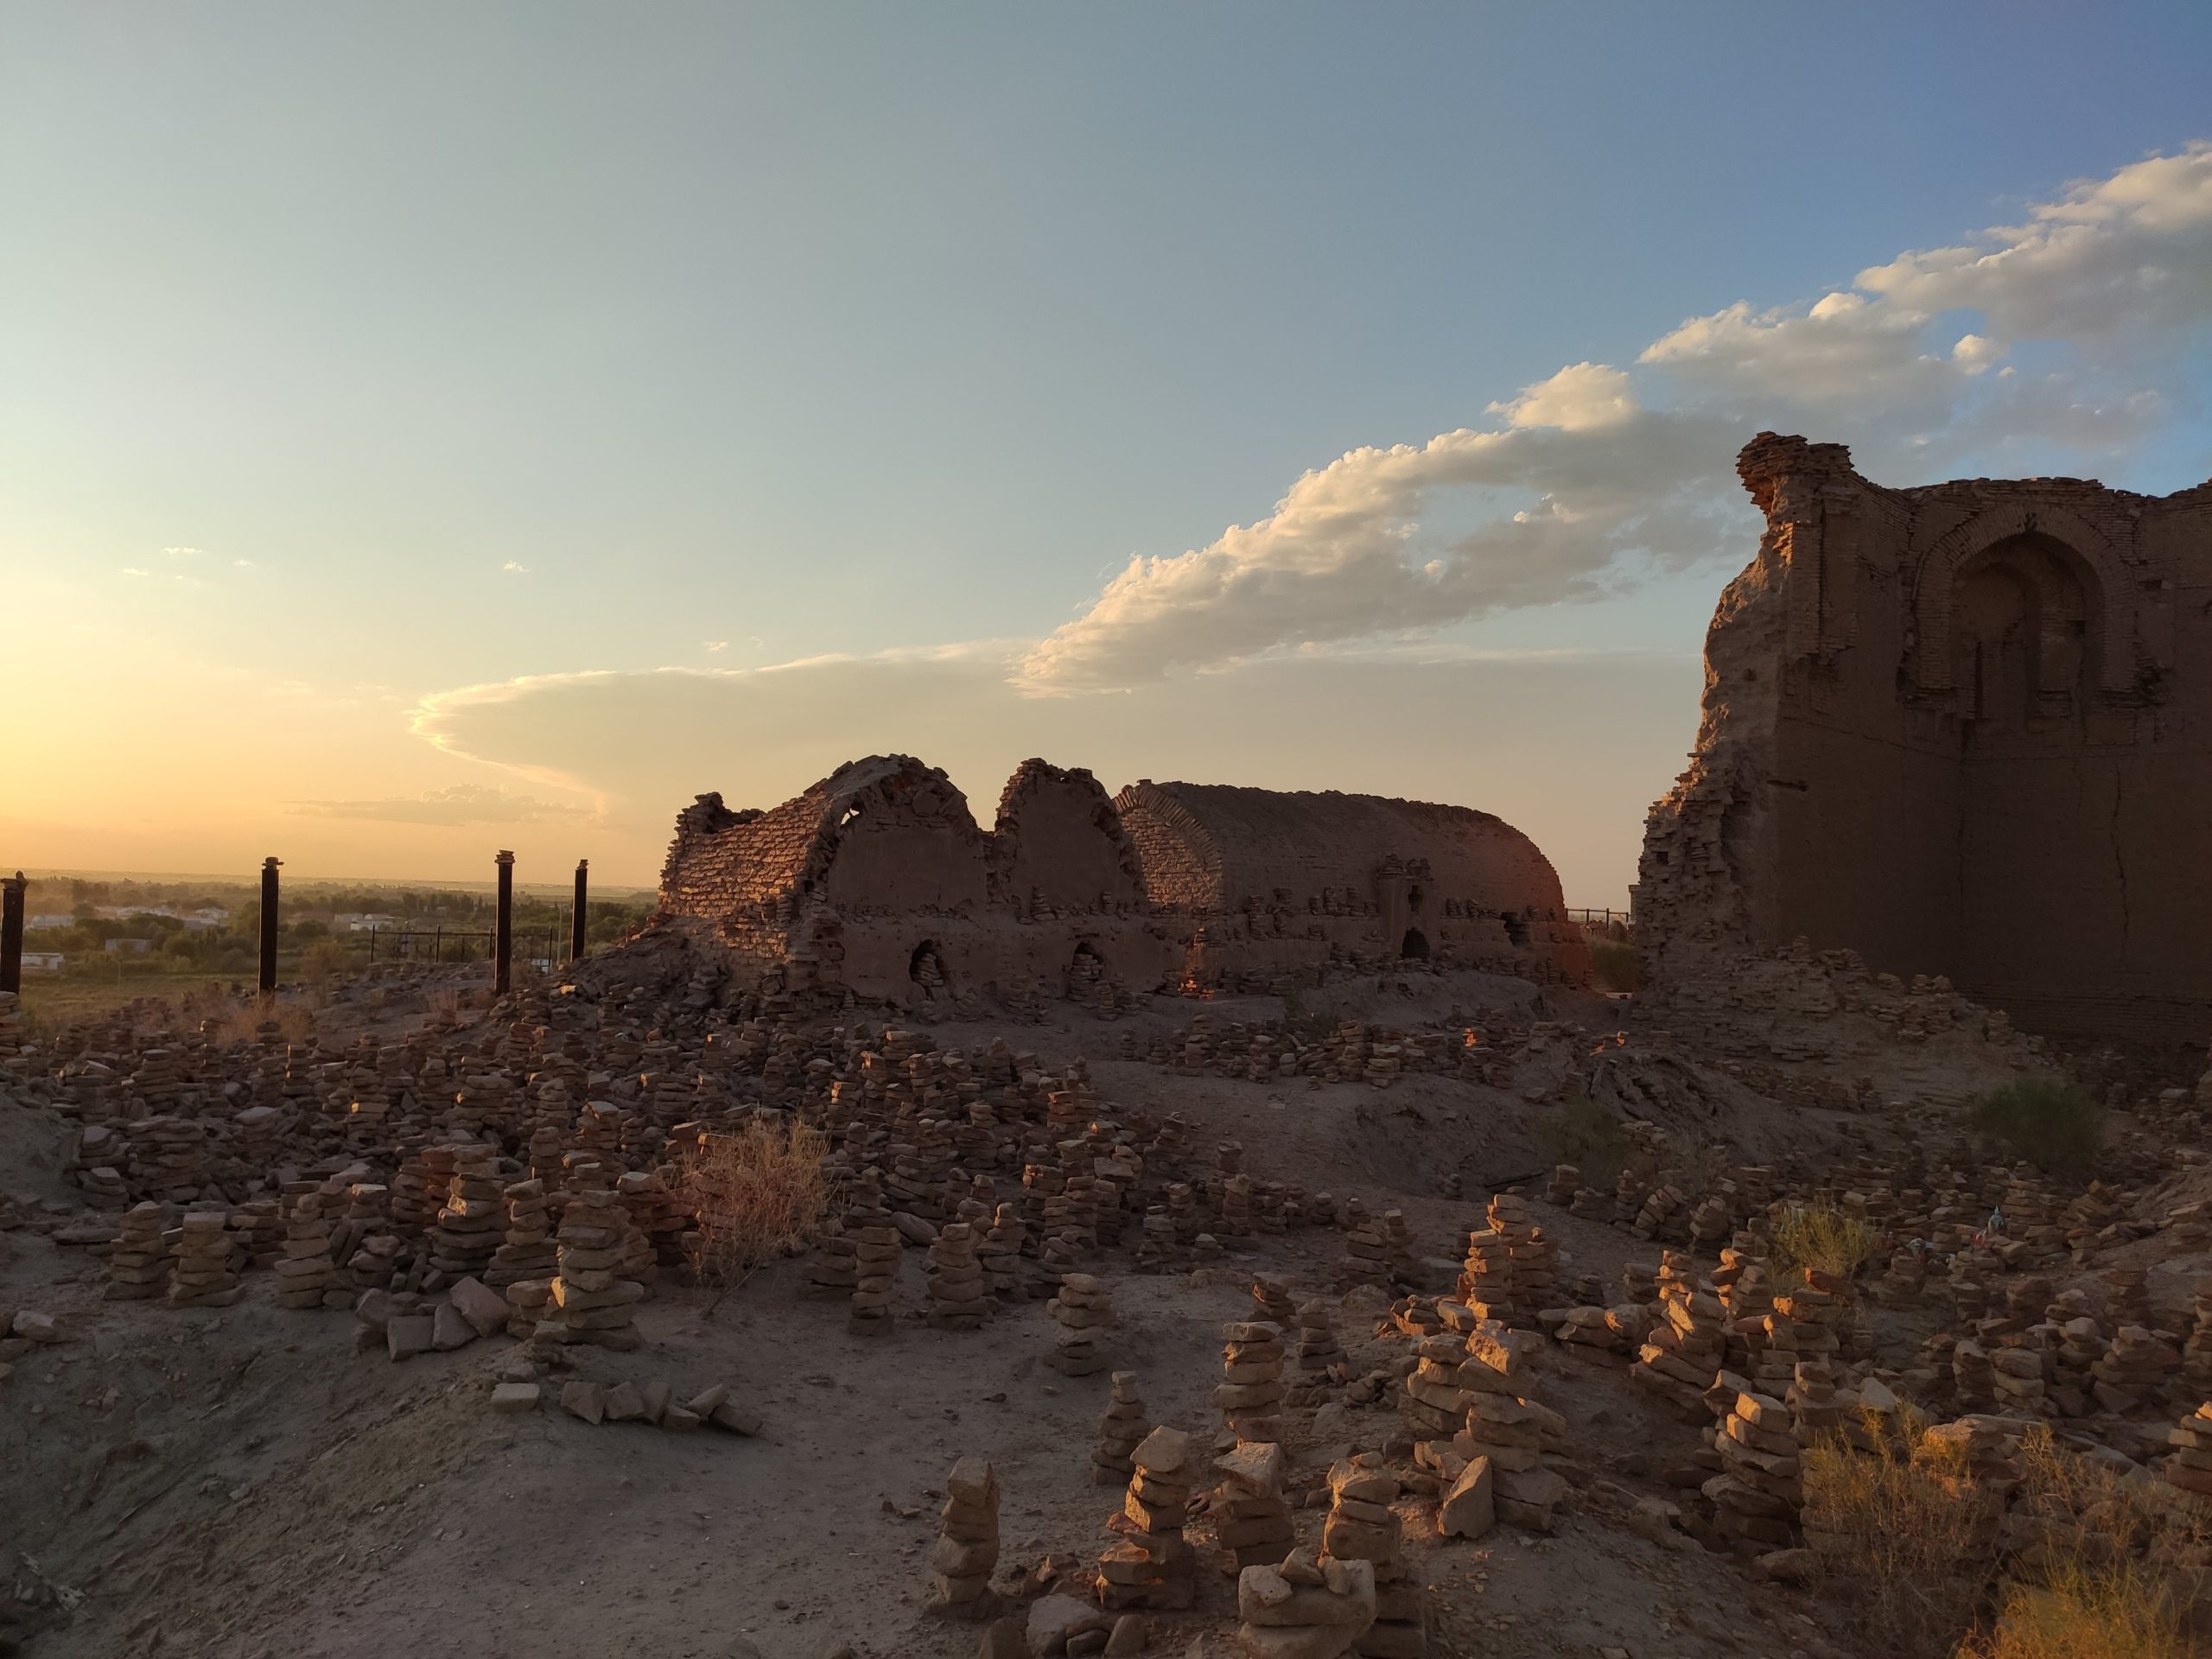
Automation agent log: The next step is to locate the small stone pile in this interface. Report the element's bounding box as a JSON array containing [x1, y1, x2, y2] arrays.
[[1093, 1371, 1149, 1485], [104, 1202, 170, 1300], [1630, 1249, 1726, 1421], [1340, 1200, 1392, 1290], [926, 1220, 987, 1330], [2091, 1325, 2179, 1409], [1321, 1453, 1423, 1657], [275, 1191, 341, 1310], [1235, 1545, 1376, 1659], [1047, 1273, 1113, 1376], [1707, 1383, 1802, 1555], [539, 1182, 642, 1350], [1289, 1299, 1344, 1403], [1217, 1320, 1287, 1445], [802, 1213, 857, 1300], [487, 1178, 556, 1288], [168, 1210, 241, 1307], [925, 1456, 1000, 1620], [2164, 1402, 2212, 1519], [1097, 1425, 1197, 1612], [427, 1147, 505, 1281], [848, 1175, 903, 1336], [1453, 1322, 1567, 1533], [1210, 1438, 1295, 1571]]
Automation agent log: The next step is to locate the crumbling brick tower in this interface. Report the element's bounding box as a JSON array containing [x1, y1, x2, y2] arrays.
[[1639, 432, 2212, 1050]]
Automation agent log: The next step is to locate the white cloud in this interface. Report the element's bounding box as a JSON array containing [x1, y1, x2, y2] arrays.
[[1014, 143, 2212, 691], [161, 545, 204, 560], [703, 640, 728, 652], [1488, 361, 1637, 431], [120, 566, 149, 577], [502, 561, 529, 575]]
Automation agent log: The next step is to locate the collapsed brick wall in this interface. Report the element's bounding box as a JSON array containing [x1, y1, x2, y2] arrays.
[[1115, 779, 1591, 988], [990, 760, 1148, 915], [1640, 432, 2212, 1051]]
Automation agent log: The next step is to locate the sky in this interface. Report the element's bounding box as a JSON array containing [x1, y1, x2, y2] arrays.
[[3, 3, 2209, 903]]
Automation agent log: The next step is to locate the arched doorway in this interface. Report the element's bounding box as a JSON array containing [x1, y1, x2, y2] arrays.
[[908, 938, 950, 1001], [1399, 927, 1429, 960]]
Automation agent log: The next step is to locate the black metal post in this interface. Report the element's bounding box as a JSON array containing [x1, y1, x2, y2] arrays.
[[1, 871, 26, 996], [571, 859, 588, 964], [257, 857, 281, 995], [493, 849, 515, 995]]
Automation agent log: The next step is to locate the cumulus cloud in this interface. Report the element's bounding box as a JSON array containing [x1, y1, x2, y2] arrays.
[[1017, 143, 2212, 692], [289, 784, 594, 827], [502, 561, 530, 575]]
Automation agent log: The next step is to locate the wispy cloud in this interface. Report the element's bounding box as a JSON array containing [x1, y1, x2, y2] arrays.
[[289, 783, 595, 827], [502, 561, 529, 575], [1014, 142, 2212, 692], [703, 640, 729, 652]]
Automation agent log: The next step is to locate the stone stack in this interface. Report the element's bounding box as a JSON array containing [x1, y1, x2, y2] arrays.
[[538, 1182, 643, 1351], [1047, 1273, 1113, 1376], [426, 1147, 505, 1281], [1093, 1371, 1149, 1485], [926, 1220, 988, 1330], [1706, 1384, 1802, 1555], [487, 1178, 557, 1289], [105, 1202, 171, 1300], [1320, 1454, 1422, 1658], [168, 1210, 242, 1307], [2091, 1325, 2180, 1410], [1340, 1200, 1391, 1290], [847, 1174, 903, 1336], [2163, 1402, 2212, 1520], [925, 1456, 1000, 1621], [1217, 1320, 1288, 1445], [1289, 1300, 1344, 1403], [980, 1202, 1029, 1301], [1630, 1250, 1727, 1421], [2184, 1281, 2212, 1395], [1457, 1218, 1511, 1322], [1989, 1341, 2050, 1414], [1211, 1438, 1295, 1571], [1453, 1323, 1567, 1533], [802, 1213, 858, 1301], [276, 1191, 342, 1310], [1543, 1164, 1580, 1206], [1236, 1546, 1376, 1659], [340, 1184, 402, 1293], [1097, 1425, 1197, 1612]]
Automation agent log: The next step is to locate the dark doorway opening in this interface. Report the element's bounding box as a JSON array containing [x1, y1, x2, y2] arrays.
[[1503, 914, 1530, 948], [909, 939, 950, 998], [1399, 927, 1429, 960]]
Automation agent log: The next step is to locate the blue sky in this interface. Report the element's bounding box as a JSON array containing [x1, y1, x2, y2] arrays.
[[3, 3, 2209, 897]]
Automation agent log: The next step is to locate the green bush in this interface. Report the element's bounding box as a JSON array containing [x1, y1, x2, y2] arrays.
[[1533, 1094, 1635, 1187], [1589, 938, 1643, 993], [1966, 1078, 2103, 1175]]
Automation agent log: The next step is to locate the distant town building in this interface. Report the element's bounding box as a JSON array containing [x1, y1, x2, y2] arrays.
[[21, 952, 65, 974], [26, 914, 72, 931], [103, 938, 153, 956]]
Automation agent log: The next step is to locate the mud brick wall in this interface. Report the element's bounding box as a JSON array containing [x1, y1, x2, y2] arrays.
[[1640, 431, 2212, 1050]]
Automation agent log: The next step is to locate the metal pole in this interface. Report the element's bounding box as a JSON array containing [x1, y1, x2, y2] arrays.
[[571, 859, 588, 964], [1, 871, 25, 996], [493, 849, 515, 995], [257, 857, 281, 995]]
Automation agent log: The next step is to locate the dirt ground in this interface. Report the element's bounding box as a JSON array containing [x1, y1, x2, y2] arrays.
[[3, 970, 1881, 1659]]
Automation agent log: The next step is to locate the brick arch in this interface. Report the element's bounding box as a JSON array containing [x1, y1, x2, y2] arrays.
[[1911, 502, 2135, 694]]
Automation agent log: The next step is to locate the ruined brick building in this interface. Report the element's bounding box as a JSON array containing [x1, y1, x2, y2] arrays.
[[1639, 432, 2212, 1050], [658, 758, 1587, 1007]]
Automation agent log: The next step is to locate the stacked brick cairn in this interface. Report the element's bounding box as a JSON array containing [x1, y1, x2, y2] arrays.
[[168, 1210, 241, 1307], [1236, 1544, 1376, 1659], [1704, 1380, 1802, 1555], [1047, 1274, 1113, 1377], [105, 1203, 170, 1300], [1452, 1323, 1567, 1533], [1216, 1320, 1288, 1445], [275, 1191, 342, 1310], [1093, 1372, 1149, 1486], [925, 1456, 1001, 1620], [1210, 1438, 1295, 1571], [1321, 1453, 1423, 1657], [925, 1220, 988, 1331], [1630, 1250, 1726, 1421], [1097, 1425, 1197, 1612], [538, 1173, 644, 1351]]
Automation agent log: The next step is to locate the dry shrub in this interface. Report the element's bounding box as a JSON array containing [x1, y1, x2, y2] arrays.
[[1587, 937, 1643, 993], [1773, 1200, 1885, 1281], [210, 996, 312, 1047], [1957, 1565, 2189, 1659], [1532, 1094, 1635, 1186], [1966, 1078, 2103, 1175], [677, 1119, 830, 1287], [1802, 1409, 1995, 1656]]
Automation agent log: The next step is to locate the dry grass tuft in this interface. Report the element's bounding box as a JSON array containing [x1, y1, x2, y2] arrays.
[[676, 1119, 830, 1287], [1804, 1408, 1994, 1656], [1957, 1564, 2190, 1659], [1772, 1200, 1885, 1281]]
